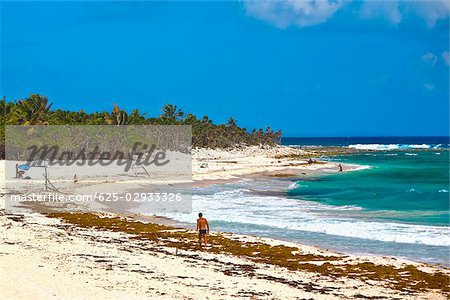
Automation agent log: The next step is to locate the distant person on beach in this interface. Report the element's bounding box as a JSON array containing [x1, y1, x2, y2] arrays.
[[197, 213, 209, 247], [338, 163, 343, 172], [15, 164, 25, 179]]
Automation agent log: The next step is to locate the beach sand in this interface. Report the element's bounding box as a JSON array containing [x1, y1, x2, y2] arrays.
[[1, 146, 449, 299]]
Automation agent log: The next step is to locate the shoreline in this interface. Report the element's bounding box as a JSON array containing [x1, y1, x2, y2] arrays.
[[2, 209, 449, 299], [2, 146, 450, 299], [126, 162, 367, 247]]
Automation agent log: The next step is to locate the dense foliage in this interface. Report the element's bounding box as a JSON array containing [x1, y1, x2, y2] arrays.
[[1, 94, 282, 155]]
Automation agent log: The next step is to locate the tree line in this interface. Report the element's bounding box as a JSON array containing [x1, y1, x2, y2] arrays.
[[1, 94, 282, 156]]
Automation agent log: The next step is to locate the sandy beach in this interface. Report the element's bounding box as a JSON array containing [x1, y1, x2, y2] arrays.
[[3, 0, 449, 297], [1, 146, 449, 299]]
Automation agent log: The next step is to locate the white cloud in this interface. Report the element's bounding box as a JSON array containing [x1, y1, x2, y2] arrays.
[[422, 52, 438, 67], [360, 1, 450, 27], [244, 0, 345, 28], [360, 1, 402, 24], [409, 0, 450, 28], [243, 0, 449, 29], [442, 51, 450, 66]]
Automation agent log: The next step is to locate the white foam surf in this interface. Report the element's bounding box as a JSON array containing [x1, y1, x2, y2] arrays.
[[156, 189, 450, 247], [348, 144, 432, 150]]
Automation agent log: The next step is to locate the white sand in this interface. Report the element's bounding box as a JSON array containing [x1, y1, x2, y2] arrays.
[[192, 145, 362, 180], [1, 147, 448, 299], [2, 211, 447, 300]]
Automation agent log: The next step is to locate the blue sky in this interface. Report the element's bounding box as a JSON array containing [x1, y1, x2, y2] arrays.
[[1, 1, 449, 136]]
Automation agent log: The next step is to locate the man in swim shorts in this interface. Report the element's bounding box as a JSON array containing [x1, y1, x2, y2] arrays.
[[196, 212, 209, 248]]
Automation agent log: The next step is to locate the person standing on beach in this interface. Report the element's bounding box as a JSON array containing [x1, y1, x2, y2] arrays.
[[197, 213, 209, 248]]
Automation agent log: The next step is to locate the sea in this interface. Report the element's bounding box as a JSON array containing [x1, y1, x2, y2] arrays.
[[161, 137, 450, 266]]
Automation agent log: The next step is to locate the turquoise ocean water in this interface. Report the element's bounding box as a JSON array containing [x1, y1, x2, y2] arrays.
[[291, 151, 449, 226], [155, 137, 449, 265]]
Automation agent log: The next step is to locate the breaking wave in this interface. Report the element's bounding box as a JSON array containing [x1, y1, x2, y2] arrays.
[[347, 144, 437, 150]]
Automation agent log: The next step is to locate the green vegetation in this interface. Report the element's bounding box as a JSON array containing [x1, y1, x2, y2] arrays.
[[1, 94, 282, 156]]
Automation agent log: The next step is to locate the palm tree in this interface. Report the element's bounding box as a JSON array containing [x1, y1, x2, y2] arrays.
[[275, 129, 282, 144], [128, 109, 146, 125], [1, 95, 284, 151], [8, 94, 54, 125], [183, 113, 198, 125], [160, 104, 184, 123], [106, 104, 128, 125], [227, 117, 237, 128], [88, 111, 110, 125], [201, 115, 213, 126], [0, 97, 9, 123]]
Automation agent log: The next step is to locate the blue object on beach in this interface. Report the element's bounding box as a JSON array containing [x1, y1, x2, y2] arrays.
[[17, 164, 31, 171]]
